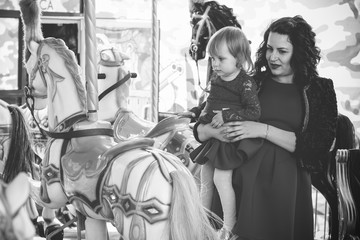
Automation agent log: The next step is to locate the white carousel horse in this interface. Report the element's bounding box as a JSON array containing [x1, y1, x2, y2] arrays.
[[97, 46, 132, 123], [0, 172, 35, 240], [0, 103, 35, 240], [97, 46, 201, 179], [0, 99, 67, 239], [19, 1, 219, 239]]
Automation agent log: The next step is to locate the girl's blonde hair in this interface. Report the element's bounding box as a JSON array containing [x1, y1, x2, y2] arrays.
[[207, 26, 254, 74]]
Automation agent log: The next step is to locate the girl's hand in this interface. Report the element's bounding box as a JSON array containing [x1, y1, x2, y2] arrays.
[[211, 110, 224, 128], [224, 121, 266, 142]]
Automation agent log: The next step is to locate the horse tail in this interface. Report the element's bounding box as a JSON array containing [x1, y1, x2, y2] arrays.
[[3, 105, 35, 183], [169, 170, 220, 240], [19, 0, 44, 60]]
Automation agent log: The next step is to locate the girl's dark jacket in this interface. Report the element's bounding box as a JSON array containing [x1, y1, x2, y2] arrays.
[[192, 75, 338, 174]]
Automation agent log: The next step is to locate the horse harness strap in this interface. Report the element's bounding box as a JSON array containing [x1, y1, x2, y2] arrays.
[[57, 113, 87, 130], [98, 72, 132, 101], [45, 128, 114, 139], [43, 113, 114, 139]]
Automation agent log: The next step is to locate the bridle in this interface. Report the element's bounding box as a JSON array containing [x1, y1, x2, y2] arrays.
[[189, 6, 216, 62], [97, 47, 136, 101], [189, 5, 216, 92], [24, 42, 49, 138]]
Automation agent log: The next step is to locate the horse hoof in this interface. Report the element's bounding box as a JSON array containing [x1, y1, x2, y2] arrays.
[[45, 224, 64, 240], [34, 220, 45, 237]]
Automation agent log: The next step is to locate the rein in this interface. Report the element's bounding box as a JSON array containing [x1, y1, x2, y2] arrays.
[[191, 5, 214, 92], [24, 90, 113, 140], [98, 72, 134, 101]]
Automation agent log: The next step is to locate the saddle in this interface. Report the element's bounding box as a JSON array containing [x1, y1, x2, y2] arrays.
[[61, 134, 155, 212], [113, 108, 155, 140], [113, 108, 191, 140]]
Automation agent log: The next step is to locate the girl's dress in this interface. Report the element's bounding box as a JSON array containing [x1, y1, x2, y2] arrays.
[[230, 78, 313, 240], [190, 71, 262, 170]]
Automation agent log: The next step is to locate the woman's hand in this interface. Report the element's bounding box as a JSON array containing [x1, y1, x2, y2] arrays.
[[224, 121, 267, 142], [196, 123, 230, 142], [224, 121, 297, 152]]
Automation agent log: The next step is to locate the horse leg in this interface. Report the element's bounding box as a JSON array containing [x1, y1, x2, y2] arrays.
[[42, 207, 64, 240], [85, 218, 108, 240], [26, 197, 45, 237]]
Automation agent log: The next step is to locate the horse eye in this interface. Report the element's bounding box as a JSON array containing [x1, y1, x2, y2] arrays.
[[101, 53, 110, 61]]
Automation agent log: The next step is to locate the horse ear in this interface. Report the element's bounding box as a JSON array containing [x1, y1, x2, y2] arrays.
[[5, 172, 30, 215], [119, 52, 130, 61], [28, 40, 39, 55]]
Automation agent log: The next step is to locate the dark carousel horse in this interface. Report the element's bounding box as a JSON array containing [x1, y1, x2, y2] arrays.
[[311, 113, 360, 240], [188, 0, 242, 112], [188, 1, 241, 116], [189, 0, 241, 62]]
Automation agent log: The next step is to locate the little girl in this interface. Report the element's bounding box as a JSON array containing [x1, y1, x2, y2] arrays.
[[190, 26, 262, 239]]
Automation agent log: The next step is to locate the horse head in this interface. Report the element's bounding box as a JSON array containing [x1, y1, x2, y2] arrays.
[[189, 1, 242, 62], [24, 38, 86, 130], [97, 46, 133, 122], [0, 172, 35, 240]]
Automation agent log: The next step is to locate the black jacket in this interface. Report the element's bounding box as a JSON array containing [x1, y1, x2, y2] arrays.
[[294, 77, 338, 173]]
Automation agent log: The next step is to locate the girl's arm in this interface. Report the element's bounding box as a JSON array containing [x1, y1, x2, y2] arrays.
[[223, 78, 261, 122]]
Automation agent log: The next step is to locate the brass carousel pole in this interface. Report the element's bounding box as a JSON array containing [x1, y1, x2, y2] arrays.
[[84, 0, 98, 122], [151, 0, 159, 123]]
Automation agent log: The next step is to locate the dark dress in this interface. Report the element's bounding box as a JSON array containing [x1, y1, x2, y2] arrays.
[[190, 71, 262, 170], [226, 78, 314, 240]]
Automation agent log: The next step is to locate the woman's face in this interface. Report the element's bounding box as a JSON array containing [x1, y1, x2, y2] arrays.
[[265, 32, 294, 83]]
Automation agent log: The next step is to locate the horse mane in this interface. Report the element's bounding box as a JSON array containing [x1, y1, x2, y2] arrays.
[[2, 105, 34, 183], [335, 113, 357, 149], [41, 38, 87, 108], [192, 1, 242, 29]]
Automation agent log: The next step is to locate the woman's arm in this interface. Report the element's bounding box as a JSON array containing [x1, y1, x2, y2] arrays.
[[224, 121, 296, 152]]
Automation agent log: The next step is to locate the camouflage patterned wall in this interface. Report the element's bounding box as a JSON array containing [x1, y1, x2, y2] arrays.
[[0, 0, 359, 136], [155, 0, 360, 138]]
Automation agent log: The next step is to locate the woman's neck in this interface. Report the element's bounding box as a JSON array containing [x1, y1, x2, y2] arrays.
[[272, 74, 294, 84]]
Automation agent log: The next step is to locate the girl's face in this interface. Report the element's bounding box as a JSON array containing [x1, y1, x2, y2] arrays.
[[266, 32, 294, 83], [210, 41, 240, 81]]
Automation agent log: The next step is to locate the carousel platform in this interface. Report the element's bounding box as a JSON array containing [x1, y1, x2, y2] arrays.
[[33, 222, 121, 240]]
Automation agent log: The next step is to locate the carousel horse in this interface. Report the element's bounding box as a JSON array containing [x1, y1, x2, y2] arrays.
[[0, 99, 66, 239], [0, 172, 35, 240], [19, 1, 219, 239], [97, 44, 201, 179], [188, 0, 242, 106], [331, 114, 360, 239], [97, 46, 132, 123], [189, 0, 241, 63]]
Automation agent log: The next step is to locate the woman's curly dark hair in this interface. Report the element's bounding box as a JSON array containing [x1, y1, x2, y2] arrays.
[[254, 15, 321, 87]]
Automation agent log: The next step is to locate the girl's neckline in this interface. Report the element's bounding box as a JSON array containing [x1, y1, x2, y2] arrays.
[[219, 69, 243, 82]]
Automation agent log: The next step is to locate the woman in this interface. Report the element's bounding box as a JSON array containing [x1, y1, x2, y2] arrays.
[[193, 16, 338, 240]]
